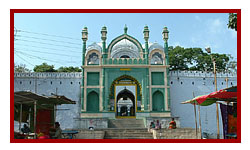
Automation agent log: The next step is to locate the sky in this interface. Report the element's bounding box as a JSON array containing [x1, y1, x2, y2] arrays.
[[14, 13, 237, 70]]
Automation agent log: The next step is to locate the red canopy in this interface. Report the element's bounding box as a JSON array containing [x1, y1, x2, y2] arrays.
[[182, 86, 237, 106]]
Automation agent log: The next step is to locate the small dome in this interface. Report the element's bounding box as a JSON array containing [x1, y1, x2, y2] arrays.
[[149, 42, 164, 53], [86, 42, 102, 53]]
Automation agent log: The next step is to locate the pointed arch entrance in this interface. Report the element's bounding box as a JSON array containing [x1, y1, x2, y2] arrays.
[[116, 88, 135, 117], [110, 75, 141, 118]]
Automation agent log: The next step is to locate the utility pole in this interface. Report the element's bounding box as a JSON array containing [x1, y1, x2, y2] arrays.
[[205, 47, 220, 139]]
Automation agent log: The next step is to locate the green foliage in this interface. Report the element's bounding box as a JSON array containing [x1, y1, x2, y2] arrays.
[[228, 13, 237, 31], [14, 63, 31, 73], [169, 46, 188, 70], [169, 46, 231, 72], [33, 63, 56, 72], [57, 66, 81, 72], [33, 63, 81, 72]]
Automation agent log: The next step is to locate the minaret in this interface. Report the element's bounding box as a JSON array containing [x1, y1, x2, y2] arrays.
[[81, 27, 88, 111], [143, 25, 150, 62], [143, 26, 150, 111], [162, 27, 169, 65], [101, 26, 107, 64], [101, 26, 107, 111], [162, 26, 170, 110]]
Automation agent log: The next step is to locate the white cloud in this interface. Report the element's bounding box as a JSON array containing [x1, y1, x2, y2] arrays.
[[229, 29, 237, 39], [195, 15, 201, 21], [208, 18, 225, 34]]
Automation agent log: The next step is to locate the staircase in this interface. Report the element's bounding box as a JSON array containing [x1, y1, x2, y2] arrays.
[[104, 119, 153, 139], [153, 128, 201, 139], [108, 119, 145, 128], [104, 128, 153, 139]]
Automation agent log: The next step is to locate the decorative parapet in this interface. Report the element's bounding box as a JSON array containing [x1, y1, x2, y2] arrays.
[[14, 70, 237, 78], [14, 72, 82, 78], [102, 58, 148, 65], [170, 71, 237, 78]]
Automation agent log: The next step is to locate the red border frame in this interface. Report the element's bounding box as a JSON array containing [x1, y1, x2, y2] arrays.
[[10, 9, 241, 143]]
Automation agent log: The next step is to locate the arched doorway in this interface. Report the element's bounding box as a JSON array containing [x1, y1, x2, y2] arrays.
[[152, 91, 164, 111], [116, 88, 135, 117], [87, 91, 99, 112], [109, 75, 142, 118]]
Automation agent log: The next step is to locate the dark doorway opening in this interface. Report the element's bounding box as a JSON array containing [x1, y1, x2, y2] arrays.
[[116, 88, 135, 117]]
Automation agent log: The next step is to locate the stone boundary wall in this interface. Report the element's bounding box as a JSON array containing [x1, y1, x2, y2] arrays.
[[74, 118, 109, 129], [14, 72, 82, 78], [170, 71, 237, 78], [153, 128, 201, 139], [74, 130, 105, 139], [14, 71, 237, 78]]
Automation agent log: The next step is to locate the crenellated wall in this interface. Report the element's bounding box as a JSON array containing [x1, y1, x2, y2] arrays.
[[14, 71, 237, 138], [14, 71, 237, 78]]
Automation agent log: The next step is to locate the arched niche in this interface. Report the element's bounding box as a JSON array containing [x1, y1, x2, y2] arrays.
[[149, 49, 165, 65], [152, 91, 164, 111], [85, 50, 100, 65], [87, 91, 99, 112]]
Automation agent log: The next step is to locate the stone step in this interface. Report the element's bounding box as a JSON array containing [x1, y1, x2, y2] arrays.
[[105, 133, 152, 136], [153, 128, 201, 139], [103, 127, 153, 139], [105, 137, 153, 139], [108, 119, 145, 128]]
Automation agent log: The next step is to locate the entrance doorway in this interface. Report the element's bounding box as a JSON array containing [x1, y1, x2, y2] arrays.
[[115, 86, 136, 118]]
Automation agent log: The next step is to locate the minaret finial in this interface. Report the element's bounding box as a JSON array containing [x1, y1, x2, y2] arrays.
[[124, 24, 128, 34]]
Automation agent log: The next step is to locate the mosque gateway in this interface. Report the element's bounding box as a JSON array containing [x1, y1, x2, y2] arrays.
[[81, 25, 171, 119]]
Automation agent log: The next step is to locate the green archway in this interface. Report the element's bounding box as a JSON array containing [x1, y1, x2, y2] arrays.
[[87, 91, 99, 112], [152, 91, 164, 111]]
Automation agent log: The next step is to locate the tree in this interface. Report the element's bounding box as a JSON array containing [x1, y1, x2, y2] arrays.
[[228, 13, 237, 31], [14, 63, 31, 73], [57, 66, 81, 72], [169, 46, 231, 72], [33, 63, 56, 72], [169, 46, 189, 70], [225, 54, 237, 73]]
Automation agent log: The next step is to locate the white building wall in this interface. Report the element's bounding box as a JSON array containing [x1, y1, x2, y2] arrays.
[[169, 71, 237, 138], [14, 73, 82, 130], [14, 71, 237, 137]]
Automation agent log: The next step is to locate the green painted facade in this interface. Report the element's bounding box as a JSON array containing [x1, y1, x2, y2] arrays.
[[81, 26, 171, 119]]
